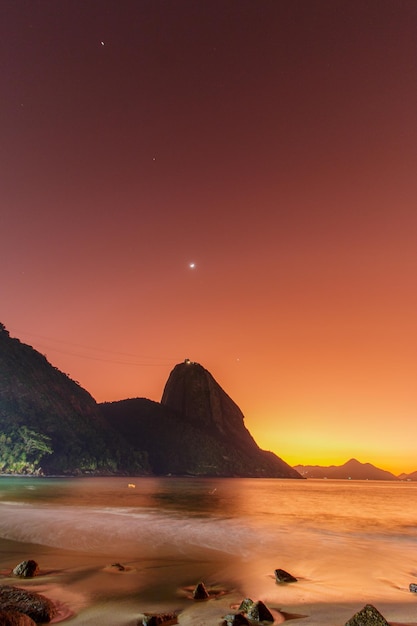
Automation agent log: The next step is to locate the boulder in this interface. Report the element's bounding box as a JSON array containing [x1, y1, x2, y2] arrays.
[[0, 586, 56, 622], [192, 582, 209, 600], [12, 561, 39, 578], [247, 600, 274, 622], [345, 604, 390, 625], [274, 568, 297, 583], [0, 610, 36, 626]]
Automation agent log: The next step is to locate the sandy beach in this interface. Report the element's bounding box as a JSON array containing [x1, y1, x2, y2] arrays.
[[1, 477, 417, 625], [1, 535, 417, 626]]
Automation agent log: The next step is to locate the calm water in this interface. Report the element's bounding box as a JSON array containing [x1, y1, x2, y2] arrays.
[[0, 477, 416, 625]]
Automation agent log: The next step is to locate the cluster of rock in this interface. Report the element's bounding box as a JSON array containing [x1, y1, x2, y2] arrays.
[[2, 559, 417, 625], [138, 568, 417, 626], [0, 560, 55, 626]]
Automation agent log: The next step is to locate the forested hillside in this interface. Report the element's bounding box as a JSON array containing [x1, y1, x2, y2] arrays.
[[0, 323, 148, 475]]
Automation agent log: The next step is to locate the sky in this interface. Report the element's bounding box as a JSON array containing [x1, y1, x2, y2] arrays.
[[1, 0, 416, 475]]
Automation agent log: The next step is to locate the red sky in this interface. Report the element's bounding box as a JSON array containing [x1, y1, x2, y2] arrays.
[[1, 0, 416, 474]]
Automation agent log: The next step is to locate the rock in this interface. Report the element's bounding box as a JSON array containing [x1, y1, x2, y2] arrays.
[[141, 613, 177, 625], [192, 582, 209, 599], [0, 585, 56, 622], [247, 600, 274, 622], [0, 610, 36, 626], [12, 561, 39, 578], [345, 604, 390, 625], [274, 568, 297, 583], [410, 583, 417, 593], [237, 598, 254, 612], [110, 562, 125, 571], [223, 613, 250, 626]]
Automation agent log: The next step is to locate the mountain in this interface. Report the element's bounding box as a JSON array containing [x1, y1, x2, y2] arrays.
[[0, 323, 148, 475], [398, 470, 417, 481], [0, 324, 299, 478], [101, 360, 301, 478], [294, 458, 398, 480]]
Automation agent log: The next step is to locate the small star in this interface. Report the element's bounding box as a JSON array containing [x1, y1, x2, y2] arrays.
[[189, 262, 196, 269], [100, 41, 105, 46]]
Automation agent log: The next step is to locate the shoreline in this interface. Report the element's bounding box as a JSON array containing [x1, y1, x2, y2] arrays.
[[1, 537, 417, 626]]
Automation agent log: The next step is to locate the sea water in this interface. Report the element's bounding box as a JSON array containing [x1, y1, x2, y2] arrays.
[[0, 476, 416, 625]]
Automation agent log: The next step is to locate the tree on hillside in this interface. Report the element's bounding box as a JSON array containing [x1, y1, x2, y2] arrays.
[[0, 426, 52, 474]]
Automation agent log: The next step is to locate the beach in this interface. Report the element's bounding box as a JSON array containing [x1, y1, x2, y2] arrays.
[[1, 477, 417, 625]]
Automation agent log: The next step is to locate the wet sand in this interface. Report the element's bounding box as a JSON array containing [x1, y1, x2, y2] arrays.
[[1, 537, 417, 625]]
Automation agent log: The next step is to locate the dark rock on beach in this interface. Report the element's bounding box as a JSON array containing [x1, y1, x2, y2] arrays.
[[274, 568, 297, 583], [345, 604, 390, 625], [235, 598, 274, 623], [409, 583, 417, 593], [110, 562, 125, 571], [0, 610, 36, 626], [247, 600, 274, 622], [0, 585, 56, 623], [141, 613, 177, 625], [12, 561, 39, 578], [192, 582, 210, 600]]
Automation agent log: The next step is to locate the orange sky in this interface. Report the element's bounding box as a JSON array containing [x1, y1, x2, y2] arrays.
[[1, 1, 417, 475]]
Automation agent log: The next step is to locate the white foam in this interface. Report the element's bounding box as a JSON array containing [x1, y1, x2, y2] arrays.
[[0, 501, 261, 558]]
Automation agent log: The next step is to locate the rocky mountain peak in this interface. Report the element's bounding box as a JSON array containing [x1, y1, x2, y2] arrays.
[[161, 360, 256, 446]]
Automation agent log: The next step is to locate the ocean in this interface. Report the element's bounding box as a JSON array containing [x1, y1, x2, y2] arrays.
[[0, 476, 416, 625]]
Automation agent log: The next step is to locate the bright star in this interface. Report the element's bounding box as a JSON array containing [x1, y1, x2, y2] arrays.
[[189, 262, 196, 269]]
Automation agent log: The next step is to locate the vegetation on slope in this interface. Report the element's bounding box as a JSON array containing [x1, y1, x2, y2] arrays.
[[0, 323, 148, 475]]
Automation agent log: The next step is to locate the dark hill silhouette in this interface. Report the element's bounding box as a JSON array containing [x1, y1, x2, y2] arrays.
[[101, 360, 301, 478], [294, 458, 398, 480], [0, 325, 299, 477], [0, 323, 147, 475]]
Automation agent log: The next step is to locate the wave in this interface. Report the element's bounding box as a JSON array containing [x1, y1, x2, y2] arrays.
[[0, 502, 263, 559]]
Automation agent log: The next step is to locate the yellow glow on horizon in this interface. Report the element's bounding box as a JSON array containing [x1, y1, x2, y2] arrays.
[[248, 414, 415, 476]]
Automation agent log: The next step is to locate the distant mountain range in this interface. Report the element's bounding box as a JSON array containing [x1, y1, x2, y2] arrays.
[[398, 470, 417, 481], [294, 458, 416, 481], [0, 324, 300, 478]]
